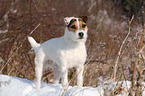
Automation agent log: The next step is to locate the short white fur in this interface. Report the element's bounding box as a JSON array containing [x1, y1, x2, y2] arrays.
[[28, 17, 88, 90]]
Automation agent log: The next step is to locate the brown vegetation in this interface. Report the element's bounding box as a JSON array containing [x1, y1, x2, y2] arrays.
[[0, 0, 144, 95]]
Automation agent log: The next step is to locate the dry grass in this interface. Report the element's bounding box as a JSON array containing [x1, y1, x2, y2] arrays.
[[0, 0, 144, 95]]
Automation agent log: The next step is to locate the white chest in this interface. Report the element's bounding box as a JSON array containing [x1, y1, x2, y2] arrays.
[[61, 44, 87, 68]]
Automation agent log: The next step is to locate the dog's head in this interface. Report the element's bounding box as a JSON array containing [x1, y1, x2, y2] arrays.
[[64, 16, 88, 42]]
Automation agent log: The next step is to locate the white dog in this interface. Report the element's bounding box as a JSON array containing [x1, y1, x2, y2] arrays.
[[28, 16, 88, 90]]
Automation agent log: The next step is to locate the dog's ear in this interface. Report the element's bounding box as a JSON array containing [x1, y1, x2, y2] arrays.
[[79, 16, 88, 23], [64, 17, 74, 25]]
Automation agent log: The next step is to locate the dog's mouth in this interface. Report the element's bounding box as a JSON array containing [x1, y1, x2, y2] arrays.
[[76, 37, 86, 42], [79, 37, 83, 39]]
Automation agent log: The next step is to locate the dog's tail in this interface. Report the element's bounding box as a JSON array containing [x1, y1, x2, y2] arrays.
[[28, 36, 41, 52]]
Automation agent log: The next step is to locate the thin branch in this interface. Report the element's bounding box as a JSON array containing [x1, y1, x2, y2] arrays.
[[131, 24, 145, 87], [113, 15, 134, 95], [113, 15, 134, 82], [131, 0, 145, 89], [29, 23, 41, 35]]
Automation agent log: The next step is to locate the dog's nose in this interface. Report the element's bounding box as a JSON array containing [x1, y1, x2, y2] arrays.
[[78, 32, 84, 39]]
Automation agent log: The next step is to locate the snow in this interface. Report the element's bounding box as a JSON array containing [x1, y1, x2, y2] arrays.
[[0, 30, 8, 34], [0, 75, 103, 96], [10, 9, 17, 14], [64, 86, 104, 96], [0, 38, 9, 44], [0, 74, 144, 96]]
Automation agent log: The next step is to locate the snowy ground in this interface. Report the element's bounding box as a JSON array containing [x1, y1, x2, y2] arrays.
[[0, 74, 144, 96]]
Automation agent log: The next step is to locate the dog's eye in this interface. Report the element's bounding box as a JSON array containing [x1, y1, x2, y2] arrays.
[[70, 25, 76, 29], [82, 24, 86, 28]]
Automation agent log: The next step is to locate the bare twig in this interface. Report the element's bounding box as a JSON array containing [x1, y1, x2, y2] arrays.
[[131, 24, 145, 87], [140, 68, 145, 74], [113, 15, 134, 94], [29, 23, 41, 35], [0, 47, 19, 74], [131, 0, 145, 89], [113, 15, 134, 82]]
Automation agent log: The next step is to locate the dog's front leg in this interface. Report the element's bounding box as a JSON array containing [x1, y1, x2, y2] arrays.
[[60, 65, 68, 89], [76, 65, 84, 87]]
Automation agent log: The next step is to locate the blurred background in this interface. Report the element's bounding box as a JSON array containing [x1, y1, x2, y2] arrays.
[[0, 0, 145, 95]]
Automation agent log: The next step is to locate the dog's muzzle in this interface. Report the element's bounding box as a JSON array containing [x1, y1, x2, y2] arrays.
[[78, 32, 84, 39]]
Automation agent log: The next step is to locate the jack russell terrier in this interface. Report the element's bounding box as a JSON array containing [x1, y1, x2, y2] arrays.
[[28, 16, 88, 89]]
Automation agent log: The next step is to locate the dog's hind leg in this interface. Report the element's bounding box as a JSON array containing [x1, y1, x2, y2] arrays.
[[53, 64, 61, 84], [35, 52, 45, 90]]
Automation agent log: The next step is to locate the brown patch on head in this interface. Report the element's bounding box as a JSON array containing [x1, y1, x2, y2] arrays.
[[79, 16, 88, 23], [67, 18, 87, 32], [67, 19, 78, 32], [79, 18, 87, 31]]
